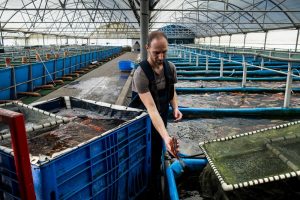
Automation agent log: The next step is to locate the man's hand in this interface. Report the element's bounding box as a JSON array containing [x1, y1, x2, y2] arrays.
[[164, 136, 179, 157], [173, 108, 183, 122]]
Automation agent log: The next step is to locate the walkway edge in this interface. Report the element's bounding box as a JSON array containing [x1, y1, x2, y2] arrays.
[[115, 70, 134, 105]]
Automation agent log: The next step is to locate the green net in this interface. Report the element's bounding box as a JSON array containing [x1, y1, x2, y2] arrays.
[[200, 121, 300, 191]]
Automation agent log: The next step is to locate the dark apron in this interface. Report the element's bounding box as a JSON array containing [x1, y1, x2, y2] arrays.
[[129, 60, 174, 175]]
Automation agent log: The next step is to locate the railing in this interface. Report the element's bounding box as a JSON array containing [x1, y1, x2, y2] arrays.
[[170, 44, 300, 108], [0, 47, 122, 100]]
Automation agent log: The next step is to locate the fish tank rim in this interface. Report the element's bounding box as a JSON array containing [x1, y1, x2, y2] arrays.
[[0, 96, 148, 166]]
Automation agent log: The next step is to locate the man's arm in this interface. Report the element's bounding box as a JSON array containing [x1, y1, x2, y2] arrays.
[[170, 90, 183, 122], [139, 92, 178, 156]]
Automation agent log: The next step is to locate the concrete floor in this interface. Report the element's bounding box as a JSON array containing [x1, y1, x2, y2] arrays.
[[35, 52, 138, 104]]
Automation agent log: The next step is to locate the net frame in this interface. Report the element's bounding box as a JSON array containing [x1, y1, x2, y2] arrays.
[[199, 121, 300, 191]]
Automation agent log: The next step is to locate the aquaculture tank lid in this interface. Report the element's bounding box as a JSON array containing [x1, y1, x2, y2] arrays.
[[199, 121, 300, 191]]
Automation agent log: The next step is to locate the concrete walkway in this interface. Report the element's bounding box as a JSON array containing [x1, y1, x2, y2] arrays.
[[35, 52, 138, 104]]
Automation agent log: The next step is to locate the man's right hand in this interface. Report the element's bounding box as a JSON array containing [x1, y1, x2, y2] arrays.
[[164, 136, 179, 158]]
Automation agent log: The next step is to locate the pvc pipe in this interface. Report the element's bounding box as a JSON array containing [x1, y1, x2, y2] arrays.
[[166, 166, 180, 200], [177, 76, 300, 82], [176, 87, 300, 93], [166, 158, 207, 200], [177, 107, 300, 117], [176, 65, 294, 71], [172, 159, 207, 178], [176, 69, 300, 76]]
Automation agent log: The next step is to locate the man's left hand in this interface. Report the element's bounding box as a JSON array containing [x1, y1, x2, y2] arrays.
[[173, 108, 183, 122]]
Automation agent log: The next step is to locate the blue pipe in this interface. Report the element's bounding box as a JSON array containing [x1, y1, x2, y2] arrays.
[[176, 87, 300, 93], [178, 76, 300, 81], [176, 65, 295, 71], [166, 165, 179, 200], [176, 69, 298, 76], [166, 158, 208, 200], [177, 107, 300, 117]]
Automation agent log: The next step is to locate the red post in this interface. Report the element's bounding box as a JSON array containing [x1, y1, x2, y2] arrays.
[[0, 109, 36, 200]]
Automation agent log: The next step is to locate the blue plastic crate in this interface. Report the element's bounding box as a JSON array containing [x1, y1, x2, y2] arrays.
[[118, 60, 134, 71], [0, 97, 151, 200]]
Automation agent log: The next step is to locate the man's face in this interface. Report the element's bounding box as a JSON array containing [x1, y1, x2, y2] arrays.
[[147, 37, 168, 66]]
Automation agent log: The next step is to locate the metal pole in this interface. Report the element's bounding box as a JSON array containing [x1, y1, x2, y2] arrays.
[[220, 57, 224, 77], [295, 28, 299, 52], [284, 62, 292, 108], [260, 57, 264, 70], [263, 31, 268, 50], [242, 55, 247, 87], [243, 33, 246, 48], [196, 54, 199, 66], [206, 55, 209, 71], [140, 0, 149, 60], [0, 22, 4, 47], [189, 52, 192, 63]]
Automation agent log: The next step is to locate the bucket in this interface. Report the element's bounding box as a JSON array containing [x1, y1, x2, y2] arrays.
[[118, 60, 134, 71]]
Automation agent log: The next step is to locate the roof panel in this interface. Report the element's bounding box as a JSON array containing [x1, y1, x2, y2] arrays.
[[0, 0, 299, 38]]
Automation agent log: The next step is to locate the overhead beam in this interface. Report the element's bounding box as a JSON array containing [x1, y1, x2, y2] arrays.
[[2, 21, 296, 25], [1, 8, 300, 12]]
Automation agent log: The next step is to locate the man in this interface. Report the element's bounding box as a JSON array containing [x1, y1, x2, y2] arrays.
[[130, 31, 182, 197]]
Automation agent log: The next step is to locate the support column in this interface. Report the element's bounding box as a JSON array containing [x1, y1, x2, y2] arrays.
[[263, 31, 268, 50], [140, 0, 149, 60], [24, 33, 28, 46], [0, 22, 4, 47], [220, 57, 224, 77], [42, 34, 45, 46], [242, 55, 247, 87], [261, 57, 264, 70], [284, 62, 293, 108], [295, 28, 299, 52], [243, 33, 247, 48]]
